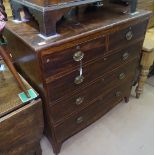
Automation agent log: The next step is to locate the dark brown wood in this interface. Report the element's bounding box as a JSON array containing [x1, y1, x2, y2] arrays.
[[9, 0, 96, 36], [50, 59, 138, 124], [42, 35, 106, 77], [35, 143, 42, 155], [108, 19, 148, 52], [0, 100, 44, 155], [22, 0, 101, 6], [9, 0, 138, 36], [0, 62, 44, 155], [46, 42, 142, 102], [55, 81, 132, 142], [15, 0, 137, 9], [0, 65, 44, 155], [4, 8, 150, 154], [4, 8, 150, 51]]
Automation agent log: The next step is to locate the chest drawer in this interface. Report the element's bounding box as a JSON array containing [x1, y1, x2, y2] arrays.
[[42, 36, 106, 77], [46, 42, 142, 102], [50, 60, 137, 123], [55, 82, 132, 142], [108, 20, 148, 52]]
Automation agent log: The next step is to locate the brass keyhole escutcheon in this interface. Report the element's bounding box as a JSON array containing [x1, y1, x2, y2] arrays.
[[76, 97, 84, 106], [74, 75, 84, 84], [76, 116, 84, 124], [119, 73, 126, 80], [122, 52, 129, 61], [115, 91, 121, 97], [73, 51, 84, 62], [126, 31, 133, 41]]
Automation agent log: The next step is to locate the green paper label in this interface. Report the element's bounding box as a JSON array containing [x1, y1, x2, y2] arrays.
[[18, 89, 38, 103]]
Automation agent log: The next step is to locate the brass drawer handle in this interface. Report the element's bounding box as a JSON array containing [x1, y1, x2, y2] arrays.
[[73, 51, 84, 62], [126, 31, 133, 41], [115, 91, 121, 97], [122, 52, 129, 61], [119, 73, 126, 80], [76, 116, 84, 124], [76, 97, 84, 106], [74, 75, 84, 84]]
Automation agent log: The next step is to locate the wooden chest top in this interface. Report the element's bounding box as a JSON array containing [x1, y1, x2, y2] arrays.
[[4, 8, 150, 51]]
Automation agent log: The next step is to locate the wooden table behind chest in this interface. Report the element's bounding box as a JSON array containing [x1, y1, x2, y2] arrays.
[[4, 8, 150, 154], [0, 61, 44, 155]]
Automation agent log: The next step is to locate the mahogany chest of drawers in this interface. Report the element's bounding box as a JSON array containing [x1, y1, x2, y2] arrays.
[[4, 8, 150, 154]]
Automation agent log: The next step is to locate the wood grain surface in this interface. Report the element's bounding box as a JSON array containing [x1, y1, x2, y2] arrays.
[[4, 8, 150, 154], [0, 61, 44, 155]]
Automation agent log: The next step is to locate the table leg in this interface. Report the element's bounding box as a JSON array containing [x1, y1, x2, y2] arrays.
[[136, 50, 154, 98]]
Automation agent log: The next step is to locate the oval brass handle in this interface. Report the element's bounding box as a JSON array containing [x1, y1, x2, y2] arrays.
[[76, 116, 83, 124], [119, 73, 126, 80], [115, 91, 121, 97], [126, 31, 133, 41], [76, 97, 84, 106], [73, 51, 84, 62], [122, 52, 129, 61], [74, 75, 84, 84]]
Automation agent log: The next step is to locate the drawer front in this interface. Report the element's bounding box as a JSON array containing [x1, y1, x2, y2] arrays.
[[50, 60, 137, 123], [55, 82, 132, 142], [42, 36, 106, 77], [108, 20, 148, 52], [47, 42, 142, 102]]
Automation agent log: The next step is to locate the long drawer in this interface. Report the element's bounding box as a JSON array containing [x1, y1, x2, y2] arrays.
[[54, 82, 132, 142], [108, 20, 148, 53], [49, 59, 137, 123], [46, 42, 142, 102], [42, 35, 106, 77]]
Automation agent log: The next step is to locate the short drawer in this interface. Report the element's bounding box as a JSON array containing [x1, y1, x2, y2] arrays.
[[42, 36, 106, 77], [55, 82, 132, 142], [50, 60, 137, 123], [46, 42, 142, 102], [108, 20, 148, 52]]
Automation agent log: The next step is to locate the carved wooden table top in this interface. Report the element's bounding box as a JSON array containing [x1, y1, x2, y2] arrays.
[[0, 61, 31, 117]]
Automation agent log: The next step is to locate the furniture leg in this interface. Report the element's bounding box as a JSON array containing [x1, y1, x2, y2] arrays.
[[28, 8, 68, 36], [130, 0, 137, 13], [124, 96, 129, 103], [9, 0, 22, 20], [136, 50, 154, 98], [35, 143, 42, 155], [53, 143, 62, 155]]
